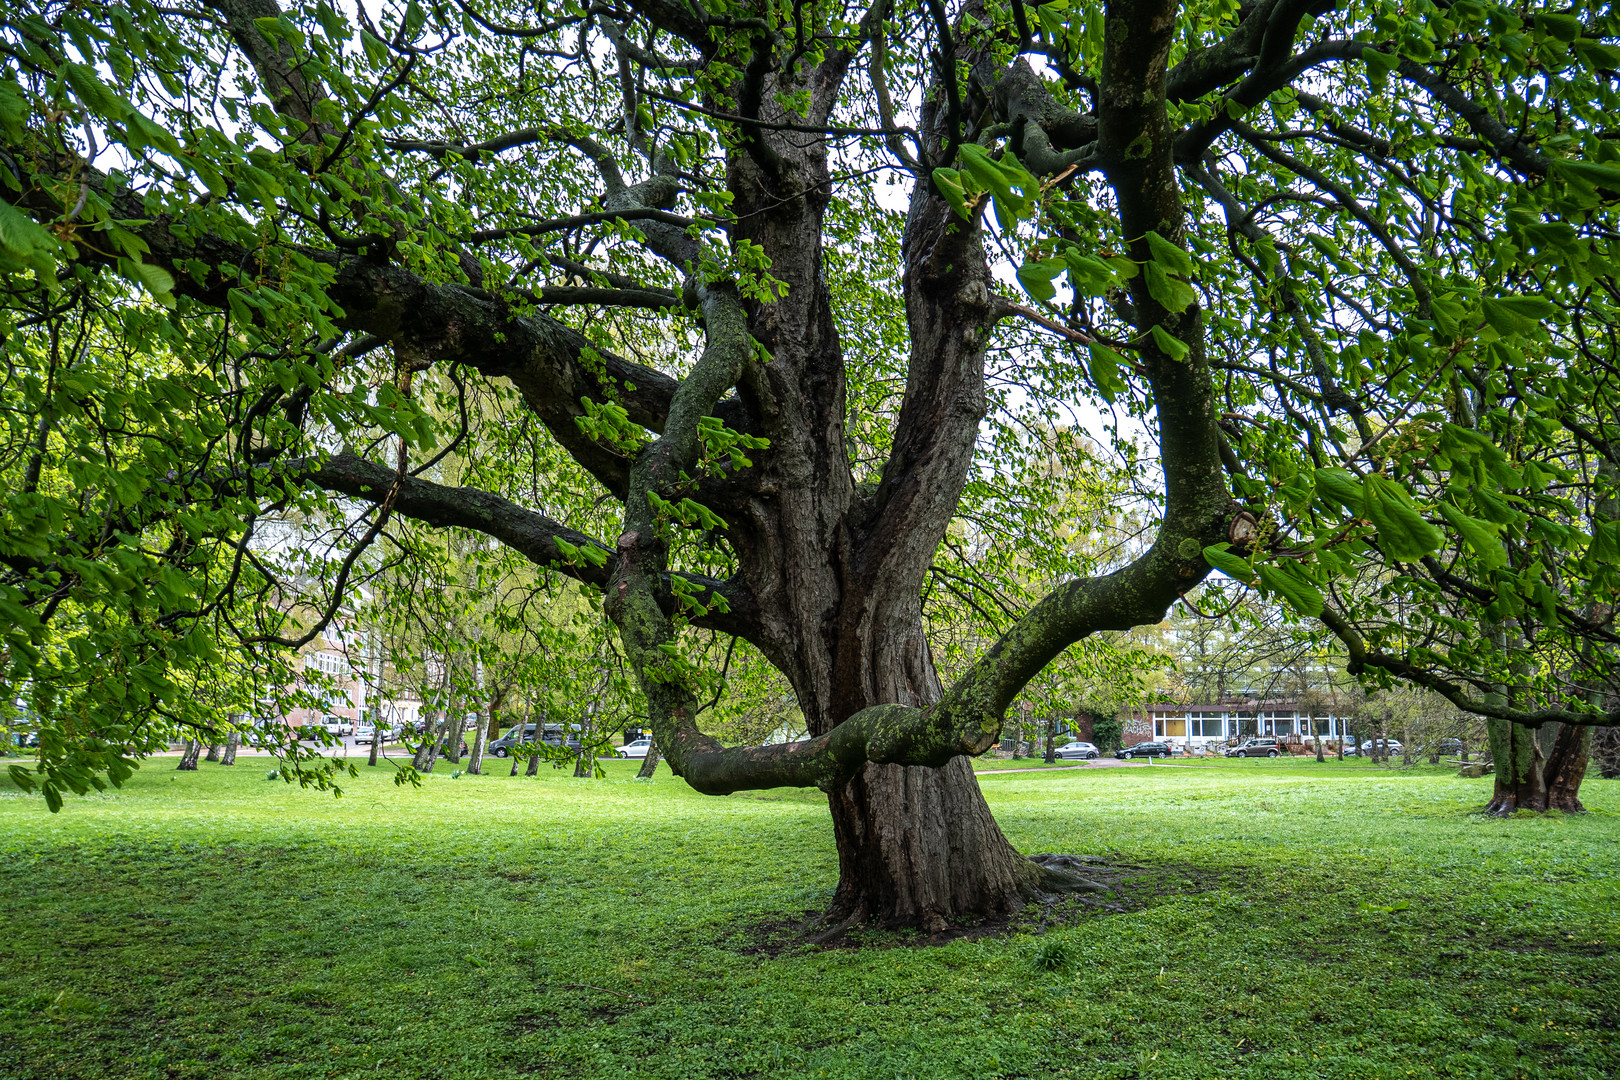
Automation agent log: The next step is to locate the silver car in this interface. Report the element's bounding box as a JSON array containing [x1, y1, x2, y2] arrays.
[[1053, 741, 1099, 761]]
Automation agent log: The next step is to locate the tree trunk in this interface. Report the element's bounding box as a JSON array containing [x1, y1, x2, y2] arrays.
[[413, 711, 445, 773], [220, 730, 239, 765], [824, 756, 1042, 932], [466, 704, 488, 775], [1594, 726, 1620, 780], [1484, 715, 1547, 814], [1543, 722, 1591, 812], [1043, 715, 1056, 764], [176, 740, 202, 770], [204, 742, 221, 762], [636, 736, 660, 778], [442, 712, 465, 764]]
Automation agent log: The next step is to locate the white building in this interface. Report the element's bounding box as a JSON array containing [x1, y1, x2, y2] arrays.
[[1122, 700, 1348, 748]]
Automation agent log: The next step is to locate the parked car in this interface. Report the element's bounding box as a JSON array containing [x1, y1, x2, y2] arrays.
[[486, 726, 530, 758], [488, 724, 580, 757], [1117, 740, 1172, 759], [618, 736, 653, 759], [353, 724, 394, 746], [1053, 741, 1099, 761], [1413, 738, 1464, 756], [1227, 737, 1282, 758], [1355, 739, 1404, 755]]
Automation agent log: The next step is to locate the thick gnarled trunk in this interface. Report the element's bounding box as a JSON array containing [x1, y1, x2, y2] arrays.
[[826, 757, 1039, 931], [810, 614, 1040, 929], [1484, 717, 1590, 814]]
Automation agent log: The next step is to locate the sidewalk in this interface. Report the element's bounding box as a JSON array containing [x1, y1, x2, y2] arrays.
[[974, 758, 1149, 774]]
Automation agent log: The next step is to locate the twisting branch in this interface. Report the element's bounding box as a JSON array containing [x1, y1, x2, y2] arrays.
[[1319, 608, 1618, 728]]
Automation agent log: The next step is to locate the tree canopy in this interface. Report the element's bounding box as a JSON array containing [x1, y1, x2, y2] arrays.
[[4, 0, 1620, 919]]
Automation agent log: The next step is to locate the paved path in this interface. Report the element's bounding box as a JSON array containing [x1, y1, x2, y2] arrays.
[[974, 759, 1150, 774]]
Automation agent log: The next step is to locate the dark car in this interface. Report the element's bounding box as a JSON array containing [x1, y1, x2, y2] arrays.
[[1117, 740, 1172, 759], [1227, 737, 1282, 758], [1414, 738, 1464, 756], [486, 723, 581, 758]]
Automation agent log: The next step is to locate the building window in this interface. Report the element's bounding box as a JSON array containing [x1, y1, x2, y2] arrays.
[[1163, 717, 1187, 737]]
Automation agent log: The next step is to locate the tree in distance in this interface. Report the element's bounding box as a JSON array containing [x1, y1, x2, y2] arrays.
[[3, 0, 1619, 929]]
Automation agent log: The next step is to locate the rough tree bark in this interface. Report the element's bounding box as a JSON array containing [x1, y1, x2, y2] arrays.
[[176, 740, 202, 771], [220, 730, 239, 766], [1595, 726, 1620, 780], [1485, 715, 1550, 814], [466, 708, 488, 776], [637, 736, 661, 779]]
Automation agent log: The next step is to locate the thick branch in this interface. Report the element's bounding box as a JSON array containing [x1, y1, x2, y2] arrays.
[[306, 451, 756, 639], [1319, 609, 1618, 728]]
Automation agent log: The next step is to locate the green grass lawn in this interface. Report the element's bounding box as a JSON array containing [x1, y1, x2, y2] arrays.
[[1, 757, 1616, 1079]]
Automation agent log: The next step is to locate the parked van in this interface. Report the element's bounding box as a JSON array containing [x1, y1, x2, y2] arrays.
[[487, 723, 580, 757]]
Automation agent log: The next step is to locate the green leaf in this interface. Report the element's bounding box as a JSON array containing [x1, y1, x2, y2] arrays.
[[125, 110, 182, 157], [1535, 12, 1583, 43], [1036, 5, 1068, 41], [1143, 231, 1195, 276], [226, 288, 256, 326], [125, 259, 176, 308], [0, 79, 26, 142], [1556, 159, 1620, 192], [1200, 543, 1255, 584], [361, 29, 390, 65], [1436, 501, 1506, 570], [1363, 475, 1442, 561], [403, 0, 428, 40], [0, 198, 55, 260], [1363, 49, 1399, 87], [956, 144, 1036, 225], [1591, 521, 1620, 562], [1015, 257, 1065, 303], [1573, 38, 1620, 70], [253, 16, 286, 43], [931, 168, 972, 220], [1143, 261, 1197, 313], [314, 1, 347, 40], [61, 63, 128, 120], [1481, 295, 1558, 337], [1063, 251, 1116, 295], [1085, 343, 1128, 403], [1149, 324, 1189, 362], [1257, 562, 1324, 618]]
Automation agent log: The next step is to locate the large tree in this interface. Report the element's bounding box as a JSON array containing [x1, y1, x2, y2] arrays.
[[5, 0, 1620, 926]]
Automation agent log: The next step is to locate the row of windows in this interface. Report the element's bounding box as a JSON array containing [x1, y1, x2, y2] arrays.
[[303, 651, 346, 676], [1154, 715, 1343, 737]]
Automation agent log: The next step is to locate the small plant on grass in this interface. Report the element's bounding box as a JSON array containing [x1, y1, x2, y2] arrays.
[[1031, 938, 1073, 971]]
